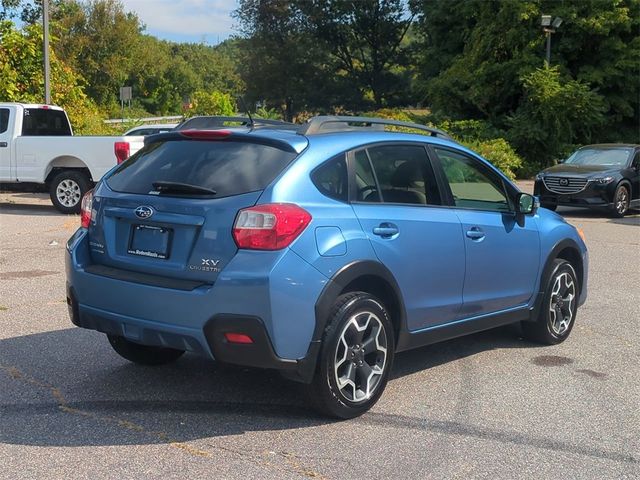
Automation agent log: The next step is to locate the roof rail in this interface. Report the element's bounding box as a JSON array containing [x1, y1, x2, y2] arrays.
[[175, 116, 294, 131], [298, 115, 451, 139]]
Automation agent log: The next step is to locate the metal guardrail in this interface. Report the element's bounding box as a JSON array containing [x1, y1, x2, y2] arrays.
[[104, 115, 183, 125]]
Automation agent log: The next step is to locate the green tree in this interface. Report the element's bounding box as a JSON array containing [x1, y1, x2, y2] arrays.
[[301, 0, 414, 108], [412, 0, 639, 165], [508, 66, 606, 168], [51, 0, 143, 106], [0, 19, 110, 134], [188, 90, 235, 116]]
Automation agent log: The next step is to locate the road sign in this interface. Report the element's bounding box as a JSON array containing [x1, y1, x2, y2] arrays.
[[119, 86, 132, 102]]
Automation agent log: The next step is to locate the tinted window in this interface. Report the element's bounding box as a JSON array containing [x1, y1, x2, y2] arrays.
[[312, 155, 348, 202], [22, 108, 71, 136], [366, 145, 440, 205], [0, 108, 9, 134], [354, 149, 381, 202], [435, 147, 510, 212], [107, 140, 297, 198]]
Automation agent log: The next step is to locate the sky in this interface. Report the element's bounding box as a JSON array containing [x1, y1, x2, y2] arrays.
[[120, 0, 238, 45]]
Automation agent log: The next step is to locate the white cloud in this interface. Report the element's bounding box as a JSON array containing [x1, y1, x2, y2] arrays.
[[120, 0, 238, 43]]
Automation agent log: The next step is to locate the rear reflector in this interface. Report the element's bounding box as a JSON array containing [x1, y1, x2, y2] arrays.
[[180, 129, 232, 140], [114, 141, 130, 164], [80, 189, 94, 228], [233, 203, 312, 250], [224, 332, 254, 344]]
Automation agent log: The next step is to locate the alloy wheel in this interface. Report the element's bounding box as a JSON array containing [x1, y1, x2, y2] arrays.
[[334, 311, 388, 403], [615, 187, 629, 215], [548, 272, 576, 336], [56, 179, 82, 207]]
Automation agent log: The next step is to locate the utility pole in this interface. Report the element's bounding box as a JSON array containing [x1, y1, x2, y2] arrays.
[[43, 0, 51, 104]]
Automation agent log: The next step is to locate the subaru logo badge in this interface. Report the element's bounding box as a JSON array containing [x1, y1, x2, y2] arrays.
[[559, 178, 569, 186], [134, 206, 154, 219]]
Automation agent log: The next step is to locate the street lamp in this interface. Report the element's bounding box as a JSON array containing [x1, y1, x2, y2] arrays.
[[541, 15, 562, 66], [43, 0, 51, 104]]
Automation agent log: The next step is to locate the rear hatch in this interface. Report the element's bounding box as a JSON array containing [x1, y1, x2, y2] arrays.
[[87, 131, 301, 284]]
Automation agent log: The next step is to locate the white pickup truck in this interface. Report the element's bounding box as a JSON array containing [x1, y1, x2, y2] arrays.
[[0, 103, 145, 213]]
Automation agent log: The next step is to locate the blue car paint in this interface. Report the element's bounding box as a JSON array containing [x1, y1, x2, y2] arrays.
[[66, 126, 588, 368]]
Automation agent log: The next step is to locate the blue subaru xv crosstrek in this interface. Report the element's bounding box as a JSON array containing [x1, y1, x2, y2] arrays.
[[66, 116, 588, 418]]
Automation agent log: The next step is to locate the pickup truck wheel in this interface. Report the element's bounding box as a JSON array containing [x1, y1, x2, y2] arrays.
[[307, 292, 395, 419], [107, 334, 185, 365], [49, 170, 90, 214], [521, 259, 578, 345]]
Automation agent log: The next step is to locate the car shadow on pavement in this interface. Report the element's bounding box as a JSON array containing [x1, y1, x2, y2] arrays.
[[0, 201, 63, 217], [0, 324, 537, 448]]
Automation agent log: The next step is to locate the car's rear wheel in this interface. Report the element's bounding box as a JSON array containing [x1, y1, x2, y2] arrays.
[[49, 170, 91, 214], [107, 334, 185, 365], [610, 184, 630, 218], [521, 259, 578, 345], [308, 292, 394, 419]]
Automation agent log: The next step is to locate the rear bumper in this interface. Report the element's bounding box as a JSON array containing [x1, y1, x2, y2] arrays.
[[65, 229, 327, 382]]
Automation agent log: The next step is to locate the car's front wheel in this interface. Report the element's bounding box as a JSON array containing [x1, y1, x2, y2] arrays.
[[308, 292, 395, 419], [107, 334, 185, 365], [521, 259, 578, 345], [610, 183, 630, 218]]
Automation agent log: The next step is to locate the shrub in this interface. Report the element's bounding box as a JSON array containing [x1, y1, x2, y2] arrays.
[[188, 90, 235, 117], [460, 138, 523, 180]]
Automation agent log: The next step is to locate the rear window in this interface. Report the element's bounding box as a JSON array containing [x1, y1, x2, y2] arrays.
[[107, 140, 297, 198], [22, 108, 72, 136], [0, 108, 9, 133]]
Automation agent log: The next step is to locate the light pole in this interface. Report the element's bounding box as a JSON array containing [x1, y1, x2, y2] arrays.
[[541, 15, 563, 67], [43, 0, 51, 104]]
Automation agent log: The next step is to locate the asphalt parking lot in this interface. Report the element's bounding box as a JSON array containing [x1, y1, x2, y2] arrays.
[[1, 186, 638, 480]]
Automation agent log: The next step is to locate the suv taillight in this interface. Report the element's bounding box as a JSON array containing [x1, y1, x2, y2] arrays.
[[232, 203, 311, 250], [114, 141, 130, 164], [80, 189, 94, 228]]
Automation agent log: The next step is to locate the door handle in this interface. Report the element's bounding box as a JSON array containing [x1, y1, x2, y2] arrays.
[[373, 223, 399, 238], [0, 142, 7, 147], [466, 227, 485, 240]]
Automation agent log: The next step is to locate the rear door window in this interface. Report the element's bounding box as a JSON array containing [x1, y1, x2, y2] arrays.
[[354, 144, 441, 205], [22, 108, 72, 136], [0, 108, 9, 134], [107, 140, 297, 198]]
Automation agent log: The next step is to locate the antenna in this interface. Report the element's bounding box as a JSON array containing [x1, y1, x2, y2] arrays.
[[236, 97, 254, 129]]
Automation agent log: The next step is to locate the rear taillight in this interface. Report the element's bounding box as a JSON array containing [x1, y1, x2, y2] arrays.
[[232, 203, 311, 250], [80, 189, 94, 228], [114, 141, 130, 164]]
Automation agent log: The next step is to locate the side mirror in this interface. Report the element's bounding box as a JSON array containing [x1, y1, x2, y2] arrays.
[[517, 193, 538, 215]]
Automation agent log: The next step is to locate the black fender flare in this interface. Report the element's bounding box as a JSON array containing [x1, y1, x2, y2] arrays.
[[289, 260, 407, 384], [528, 238, 584, 322]]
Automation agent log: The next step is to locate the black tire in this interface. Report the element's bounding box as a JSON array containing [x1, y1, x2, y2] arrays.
[[107, 334, 185, 365], [307, 292, 395, 419], [49, 170, 91, 214], [521, 259, 579, 345], [541, 202, 557, 212], [610, 183, 630, 218]]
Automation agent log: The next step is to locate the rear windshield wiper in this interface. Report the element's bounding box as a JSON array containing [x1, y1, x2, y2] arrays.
[[151, 181, 217, 195]]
